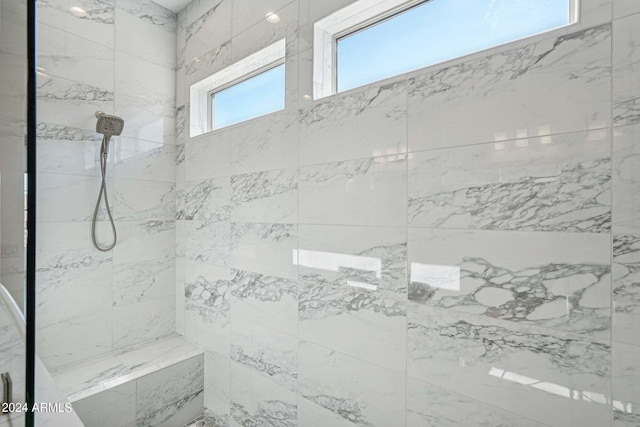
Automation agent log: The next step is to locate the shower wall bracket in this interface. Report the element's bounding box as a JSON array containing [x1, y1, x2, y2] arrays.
[[1, 372, 12, 413]]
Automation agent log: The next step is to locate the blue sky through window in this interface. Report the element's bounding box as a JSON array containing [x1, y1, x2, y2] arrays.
[[337, 0, 571, 92], [213, 63, 285, 129]]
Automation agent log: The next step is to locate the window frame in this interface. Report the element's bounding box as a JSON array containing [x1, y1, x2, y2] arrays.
[[206, 58, 285, 132], [313, 0, 579, 99], [189, 39, 286, 138]]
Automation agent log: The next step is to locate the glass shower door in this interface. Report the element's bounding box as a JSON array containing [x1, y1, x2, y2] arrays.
[[0, 0, 28, 424]]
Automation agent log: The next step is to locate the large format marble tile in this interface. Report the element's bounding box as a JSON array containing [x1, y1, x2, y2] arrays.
[[408, 228, 611, 339], [112, 295, 175, 351], [37, 22, 114, 91], [407, 377, 548, 427], [298, 340, 406, 427], [230, 269, 298, 336], [407, 303, 611, 427], [136, 355, 204, 427], [230, 0, 298, 62], [184, 0, 232, 64], [38, 309, 113, 371], [73, 382, 137, 427], [184, 131, 231, 181], [613, 234, 640, 346], [115, 51, 175, 104], [115, 0, 176, 69], [612, 341, 640, 426], [230, 168, 297, 223], [114, 179, 176, 221], [179, 177, 230, 221], [36, 0, 115, 48], [184, 261, 231, 354], [230, 222, 297, 280], [613, 124, 640, 233], [36, 123, 104, 177], [113, 138, 176, 183], [613, 12, 640, 126], [230, 316, 297, 392], [231, 0, 293, 38], [184, 220, 230, 266], [407, 24, 611, 151], [185, 40, 232, 85], [298, 155, 407, 227], [113, 221, 175, 306], [229, 111, 297, 175], [115, 95, 175, 145], [298, 224, 406, 371], [204, 351, 231, 427], [229, 361, 297, 427], [37, 172, 111, 222], [408, 130, 611, 233], [37, 74, 114, 132], [298, 80, 407, 166], [36, 221, 112, 325], [614, 0, 640, 19]]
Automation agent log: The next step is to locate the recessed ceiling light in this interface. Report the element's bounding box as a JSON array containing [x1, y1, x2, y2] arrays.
[[303, 94, 311, 100], [69, 6, 88, 17], [265, 12, 280, 23]]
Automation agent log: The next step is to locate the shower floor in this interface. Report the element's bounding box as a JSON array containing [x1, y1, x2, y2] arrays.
[[183, 415, 220, 427]]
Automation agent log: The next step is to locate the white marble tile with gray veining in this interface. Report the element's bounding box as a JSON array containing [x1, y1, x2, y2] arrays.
[[230, 222, 297, 280], [185, 41, 232, 84], [613, 124, 640, 234], [613, 8, 640, 126], [115, 95, 175, 145], [613, 341, 640, 426], [613, 234, 640, 346], [408, 130, 611, 233], [37, 74, 114, 131], [184, 261, 231, 353], [72, 382, 137, 427], [185, 220, 230, 266], [36, 0, 114, 47], [53, 354, 128, 398], [185, 0, 232, 64], [112, 295, 175, 351], [179, 177, 230, 222], [408, 303, 611, 427], [136, 356, 204, 427], [409, 228, 611, 339], [298, 81, 407, 166], [407, 377, 549, 427], [115, 179, 176, 221], [407, 24, 611, 151], [614, 0, 640, 19], [113, 221, 175, 306], [298, 224, 406, 371], [204, 350, 230, 426], [230, 269, 298, 336], [229, 111, 297, 175], [37, 123, 104, 177], [230, 168, 297, 223], [37, 172, 110, 222], [185, 131, 231, 181], [230, 361, 297, 427], [114, 138, 176, 182], [298, 155, 407, 227], [116, 0, 175, 33], [298, 339, 406, 427], [231, 316, 297, 392]]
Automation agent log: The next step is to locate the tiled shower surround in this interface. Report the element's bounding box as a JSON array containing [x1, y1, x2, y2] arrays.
[[31, 0, 640, 426], [34, 0, 177, 370], [175, 0, 640, 426]]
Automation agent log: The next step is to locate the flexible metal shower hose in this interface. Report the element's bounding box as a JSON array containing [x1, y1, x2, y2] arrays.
[[91, 136, 117, 251]]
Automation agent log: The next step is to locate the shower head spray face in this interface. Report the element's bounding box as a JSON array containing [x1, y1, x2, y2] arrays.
[[95, 111, 125, 136]]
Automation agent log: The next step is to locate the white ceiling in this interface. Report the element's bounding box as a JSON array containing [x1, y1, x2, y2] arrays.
[[152, 0, 191, 13]]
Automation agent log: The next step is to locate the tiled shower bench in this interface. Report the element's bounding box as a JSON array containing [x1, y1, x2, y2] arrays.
[[51, 336, 204, 427]]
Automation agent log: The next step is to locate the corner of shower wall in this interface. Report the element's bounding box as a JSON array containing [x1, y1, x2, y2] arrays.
[[35, 0, 179, 372]]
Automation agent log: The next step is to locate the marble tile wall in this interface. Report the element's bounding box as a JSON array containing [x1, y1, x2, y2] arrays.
[[35, 0, 177, 371], [167, 0, 640, 426]]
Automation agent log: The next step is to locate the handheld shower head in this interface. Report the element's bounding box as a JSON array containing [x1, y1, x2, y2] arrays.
[[95, 111, 125, 136]]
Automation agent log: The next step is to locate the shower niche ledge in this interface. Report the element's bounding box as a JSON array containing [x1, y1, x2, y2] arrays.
[[51, 336, 205, 427]]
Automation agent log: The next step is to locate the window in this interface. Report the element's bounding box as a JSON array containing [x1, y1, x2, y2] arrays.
[[314, 0, 577, 97], [190, 39, 285, 137]]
